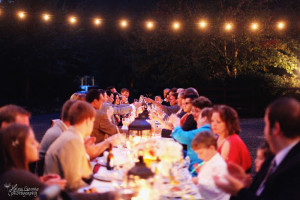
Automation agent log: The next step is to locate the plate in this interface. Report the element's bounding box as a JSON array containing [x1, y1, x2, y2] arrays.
[[78, 185, 115, 193], [93, 167, 124, 182]]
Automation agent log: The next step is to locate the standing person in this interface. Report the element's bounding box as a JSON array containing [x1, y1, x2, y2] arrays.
[[0, 105, 31, 128], [214, 97, 300, 200], [0, 123, 115, 200], [210, 105, 252, 172]]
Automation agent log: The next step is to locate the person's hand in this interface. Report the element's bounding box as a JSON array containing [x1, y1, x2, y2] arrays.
[[84, 136, 96, 147], [155, 108, 164, 117], [149, 111, 159, 121], [106, 134, 123, 146], [213, 162, 251, 196], [132, 102, 142, 108], [192, 177, 198, 185], [226, 162, 252, 188], [213, 173, 244, 196], [144, 98, 154, 103], [169, 114, 180, 127], [40, 174, 67, 189], [40, 174, 60, 182], [227, 162, 247, 181]]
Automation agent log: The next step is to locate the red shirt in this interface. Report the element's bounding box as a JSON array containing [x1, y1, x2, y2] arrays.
[[218, 134, 252, 172]]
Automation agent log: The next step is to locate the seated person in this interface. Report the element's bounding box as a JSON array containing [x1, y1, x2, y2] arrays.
[[171, 108, 211, 176], [0, 123, 114, 200], [0, 104, 31, 128], [210, 105, 252, 172], [192, 131, 230, 200], [38, 100, 75, 174], [255, 141, 273, 173], [44, 101, 114, 191]]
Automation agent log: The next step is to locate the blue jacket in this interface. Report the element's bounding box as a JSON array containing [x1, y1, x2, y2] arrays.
[[172, 124, 211, 176]]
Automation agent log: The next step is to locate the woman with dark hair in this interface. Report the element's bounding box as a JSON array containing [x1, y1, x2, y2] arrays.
[[210, 105, 252, 172], [112, 93, 121, 125], [112, 93, 120, 105], [0, 123, 114, 200]]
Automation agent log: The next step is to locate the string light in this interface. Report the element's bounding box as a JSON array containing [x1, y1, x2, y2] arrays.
[[146, 21, 154, 30], [94, 18, 101, 26], [277, 21, 285, 30], [18, 11, 26, 19], [42, 13, 50, 22], [69, 16, 77, 24], [225, 23, 233, 31], [0, 8, 295, 33], [172, 22, 180, 30], [250, 22, 259, 31], [198, 20, 207, 29], [120, 20, 128, 28]]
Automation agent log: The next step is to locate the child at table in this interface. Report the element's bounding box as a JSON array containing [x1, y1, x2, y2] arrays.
[[255, 141, 273, 173], [191, 131, 230, 200]]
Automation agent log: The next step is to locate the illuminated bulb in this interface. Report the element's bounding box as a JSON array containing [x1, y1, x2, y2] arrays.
[[146, 21, 154, 29], [69, 17, 77, 24], [18, 11, 25, 19], [94, 18, 101, 25], [277, 22, 285, 30], [173, 22, 180, 30], [120, 20, 128, 28], [251, 23, 258, 30], [43, 14, 50, 21], [225, 23, 233, 31], [199, 21, 207, 28]]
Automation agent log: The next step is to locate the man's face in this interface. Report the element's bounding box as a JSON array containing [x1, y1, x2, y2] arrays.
[[169, 95, 177, 106], [163, 90, 170, 98], [177, 95, 184, 107], [191, 106, 201, 121], [121, 91, 129, 98], [110, 88, 117, 93], [86, 117, 95, 137], [102, 92, 108, 102], [264, 113, 275, 154], [183, 98, 192, 113], [15, 114, 30, 126], [108, 93, 114, 103]]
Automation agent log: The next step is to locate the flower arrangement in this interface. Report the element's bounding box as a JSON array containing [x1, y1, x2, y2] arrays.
[[135, 138, 183, 163]]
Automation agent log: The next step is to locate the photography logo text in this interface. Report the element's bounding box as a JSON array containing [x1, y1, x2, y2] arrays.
[[4, 183, 39, 197]]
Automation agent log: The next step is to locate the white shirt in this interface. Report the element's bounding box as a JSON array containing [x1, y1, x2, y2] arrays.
[[197, 153, 230, 200], [274, 140, 299, 170]]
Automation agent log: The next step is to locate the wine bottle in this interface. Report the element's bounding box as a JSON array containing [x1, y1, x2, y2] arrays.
[[106, 143, 114, 170]]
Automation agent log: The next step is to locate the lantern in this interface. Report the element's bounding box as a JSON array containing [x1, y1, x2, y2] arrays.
[[128, 109, 152, 138]]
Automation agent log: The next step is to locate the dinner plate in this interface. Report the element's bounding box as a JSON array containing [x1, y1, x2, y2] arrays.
[[94, 167, 124, 182], [78, 185, 115, 193]]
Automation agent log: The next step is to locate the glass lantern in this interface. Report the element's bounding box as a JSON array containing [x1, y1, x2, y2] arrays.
[[126, 155, 155, 199], [128, 110, 152, 139]]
